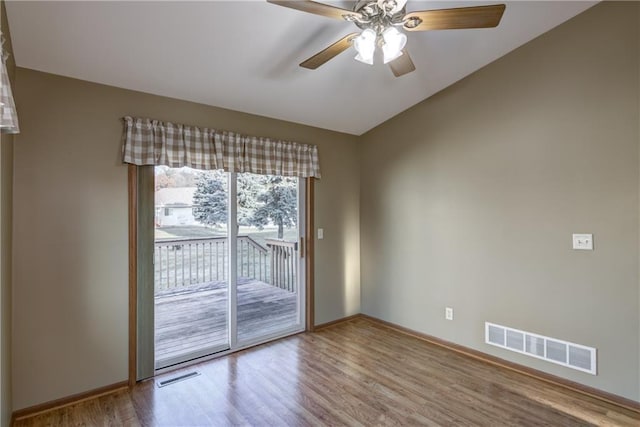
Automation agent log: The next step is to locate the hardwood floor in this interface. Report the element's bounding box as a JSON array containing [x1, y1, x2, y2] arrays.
[[155, 278, 298, 363], [14, 317, 640, 426]]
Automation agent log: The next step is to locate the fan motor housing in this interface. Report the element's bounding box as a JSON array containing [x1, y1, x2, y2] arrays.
[[353, 0, 407, 33]]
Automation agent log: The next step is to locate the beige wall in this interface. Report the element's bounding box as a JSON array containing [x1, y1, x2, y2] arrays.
[[0, 135, 12, 427], [361, 2, 640, 401], [12, 68, 360, 410], [0, 0, 14, 424]]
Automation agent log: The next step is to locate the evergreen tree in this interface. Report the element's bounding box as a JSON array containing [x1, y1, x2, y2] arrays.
[[252, 175, 297, 239], [192, 171, 227, 227], [191, 172, 297, 239], [237, 173, 261, 226]]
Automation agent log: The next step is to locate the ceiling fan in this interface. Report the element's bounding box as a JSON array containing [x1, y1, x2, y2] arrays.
[[267, 0, 506, 77]]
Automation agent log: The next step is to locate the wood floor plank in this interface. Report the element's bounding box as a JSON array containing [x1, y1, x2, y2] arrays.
[[14, 317, 640, 426]]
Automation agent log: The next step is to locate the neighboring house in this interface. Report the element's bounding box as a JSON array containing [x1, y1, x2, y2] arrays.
[[155, 187, 197, 227]]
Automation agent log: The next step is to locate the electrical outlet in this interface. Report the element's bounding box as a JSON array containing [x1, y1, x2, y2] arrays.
[[445, 307, 454, 320], [572, 233, 593, 250]]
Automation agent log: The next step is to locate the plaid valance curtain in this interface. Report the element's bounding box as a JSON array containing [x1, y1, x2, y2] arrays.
[[122, 117, 321, 178], [0, 32, 19, 134]]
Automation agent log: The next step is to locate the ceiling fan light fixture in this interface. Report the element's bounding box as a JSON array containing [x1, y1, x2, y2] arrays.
[[353, 28, 376, 65], [381, 26, 407, 64], [268, 0, 507, 77]]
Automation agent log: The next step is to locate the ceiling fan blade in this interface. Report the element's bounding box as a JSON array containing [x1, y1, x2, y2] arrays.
[[388, 49, 416, 77], [267, 0, 363, 21], [300, 33, 359, 69], [403, 4, 506, 32]]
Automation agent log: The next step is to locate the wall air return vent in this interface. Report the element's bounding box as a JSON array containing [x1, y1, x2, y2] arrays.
[[487, 323, 506, 346], [485, 322, 596, 375]]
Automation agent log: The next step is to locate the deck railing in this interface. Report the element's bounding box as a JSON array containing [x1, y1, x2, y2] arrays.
[[154, 236, 297, 292], [265, 239, 298, 292]]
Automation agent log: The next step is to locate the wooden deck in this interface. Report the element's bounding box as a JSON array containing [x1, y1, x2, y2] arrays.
[[155, 278, 298, 364]]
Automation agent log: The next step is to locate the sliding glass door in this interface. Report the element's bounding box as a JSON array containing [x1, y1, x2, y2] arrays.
[[154, 169, 230, 369], [152, 168, 304, 369], [236, 173, 305, 344]]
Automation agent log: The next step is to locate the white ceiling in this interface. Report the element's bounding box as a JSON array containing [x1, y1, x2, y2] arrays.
[[5, 1, 597, 135]]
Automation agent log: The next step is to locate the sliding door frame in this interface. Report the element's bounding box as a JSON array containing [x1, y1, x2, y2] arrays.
[[305, 178, 315, 332], [128, 166, 316, 385], [128, 165, 136, 387], [128, 165, 155, 384], [228, 173, 238, 349]]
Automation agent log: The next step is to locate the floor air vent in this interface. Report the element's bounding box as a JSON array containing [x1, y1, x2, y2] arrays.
[[157, 371, 201, 387], [485, 322, 596, 375]]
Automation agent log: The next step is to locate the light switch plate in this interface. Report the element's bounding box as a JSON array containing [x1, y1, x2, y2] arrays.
[[572, 234, 593, 250], [445, 307, 454, 320], [317, 228, 324, 240]]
